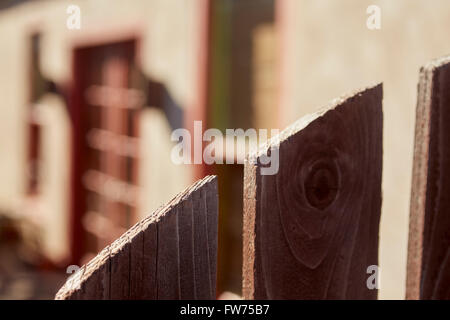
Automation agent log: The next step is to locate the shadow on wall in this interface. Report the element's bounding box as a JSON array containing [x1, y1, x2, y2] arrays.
[[139, 70, 184, 131]]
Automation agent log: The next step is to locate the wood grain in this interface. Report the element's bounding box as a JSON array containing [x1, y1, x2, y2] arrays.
[[243, 84, 383, 299], [407, 56, 450, 300], [55, 175, 218, 300]]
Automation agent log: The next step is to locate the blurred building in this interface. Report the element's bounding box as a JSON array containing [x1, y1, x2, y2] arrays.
[[0, 0, 278, 297], [0, 0, 207, 270]]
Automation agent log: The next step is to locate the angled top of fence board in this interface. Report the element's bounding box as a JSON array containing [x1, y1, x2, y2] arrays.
[[407, 55, 450, 300], [243, 84, 383, 299], [55, 175, 218, 300]]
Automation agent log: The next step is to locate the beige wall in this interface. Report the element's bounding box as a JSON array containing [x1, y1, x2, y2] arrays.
[[278, 0, 450, 299], [37, 95, 71, 262], [0, 14, 28, 214], [139, 108, 191, 219], [0, 0, 198, 262]]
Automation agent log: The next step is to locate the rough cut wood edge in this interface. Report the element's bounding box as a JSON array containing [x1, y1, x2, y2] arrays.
[[243, 163, 258, 299], [55, 175, 218, 300], [247, 84, 381, 162], [406, 55, 450, 300], [243, 84, 383, 299]]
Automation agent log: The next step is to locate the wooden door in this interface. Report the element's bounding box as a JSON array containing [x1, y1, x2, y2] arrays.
[[70, 40, 143, 264]]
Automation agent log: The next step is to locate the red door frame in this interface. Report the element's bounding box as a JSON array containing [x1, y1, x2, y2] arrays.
[[187, 0, 213, 180]]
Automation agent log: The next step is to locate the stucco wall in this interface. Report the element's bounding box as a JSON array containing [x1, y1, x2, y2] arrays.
[[37, 95, 71, 262]]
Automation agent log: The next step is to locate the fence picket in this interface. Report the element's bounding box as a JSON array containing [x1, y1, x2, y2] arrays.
[[407, 56, 450, 300], [55, 175, 218, 300], [243, 84, 383, 299]]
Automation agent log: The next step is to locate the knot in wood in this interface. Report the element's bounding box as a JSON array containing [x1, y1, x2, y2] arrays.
[[304, 160, 339, 210]]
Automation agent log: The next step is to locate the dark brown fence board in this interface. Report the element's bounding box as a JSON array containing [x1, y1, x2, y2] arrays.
[[55, 175, 218, 300], [129, 231, 144, 299], [157, 206, 180, 299], [81, 249, 110, 299], [243, 84, 383, 299], [178, 199, 196, 299], [141, 223, 158, 299], [407, 56, 450, 300], [192, 188, 212, 299], [110, 236, 131, 299], [204, 180, 218, 298]]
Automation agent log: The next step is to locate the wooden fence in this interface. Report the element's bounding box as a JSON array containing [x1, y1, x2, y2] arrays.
[[56, 56, 450, 300]]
